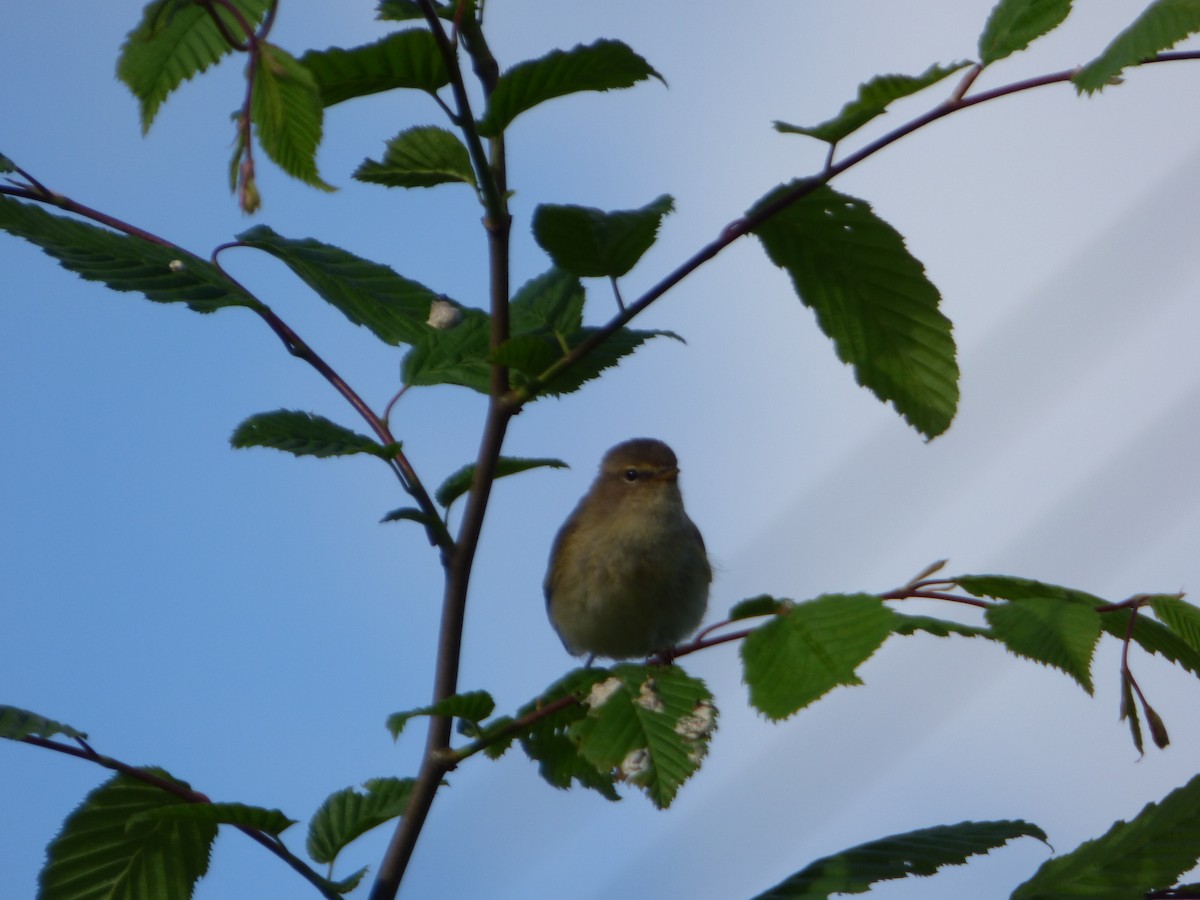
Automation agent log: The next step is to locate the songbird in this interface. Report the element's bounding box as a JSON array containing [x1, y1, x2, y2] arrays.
[[544, 438, 711, 660]]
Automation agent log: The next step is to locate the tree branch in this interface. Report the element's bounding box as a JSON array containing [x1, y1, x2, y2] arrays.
[[19, 734, 339, 900]]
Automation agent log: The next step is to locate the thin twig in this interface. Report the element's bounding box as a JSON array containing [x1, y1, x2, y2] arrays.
[[503, 51, 1200, 408]]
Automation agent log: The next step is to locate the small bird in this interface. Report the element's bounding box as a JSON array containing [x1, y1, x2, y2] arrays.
[[544, 438, 711, 660]]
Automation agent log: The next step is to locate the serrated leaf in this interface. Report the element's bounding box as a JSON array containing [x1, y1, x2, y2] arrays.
[[434, 457, 567, 508], [117, 0, 272, 133], [495, 325, 681, 398], [39, 770, 216, 900], [728, 595, 790, 622], [385, 691, 496, 741], [301, 30, 449, 107], [133, 802, 295, 836], [985, 597, 1101, 692], [753, 819, 1048, 900], [741, 594, 898, 720], [751, 184, 958, 438], [1013, 773, 1200, 899], [515, 667, 619, 800], [956, 575, 1200, 679], [531, 194, 674, 278], [479, 39, 663, 136], [251, 43, 333, 191], [775, 62, 969, 144], [237, 224, 445, 345], [0, 705, 87, 741], [1150, 595, 1200, 654], [509, 268, 585, 337], [401, 308, 492, 392], [569, 664, 716, 809], [891, 613, 992, 639], [979, 0, 1075, 65], [355, 125, 476, 189], [0, 196, 256, 313], [231, 410, 392, 459], [307, 777, 416, 866], [1075, 0, 1200, 94]]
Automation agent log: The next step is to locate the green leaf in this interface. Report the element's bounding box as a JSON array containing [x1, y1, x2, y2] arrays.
[[376, 0, 457, 21], [251, 43, 333, 191], [401, 308, 492, 392], [956, 575, 1200, 678], [753, 819, 1048, 899], [741, 594, 898, 720], [354, 125, 476, 189], [230, 410, 393, 459], [569, 664, 716, 809], [434, 457, 568, 508], [307, 777, 415, 866], [39, 770, 216, 900], [1150, 594, 1200, 655], [1075, 0, 1200, 94], [380, 506, 435, 526], [319, 867, 368, 895], [509, 268, 585, 337], [0, 152, 16, 173], [117, 0, 272, 133], [775, 62, 969, 144], [515, 667, 619, 800], [0, 705, 87, 742], [479, 39, 663, 136], [0, 196, 256, 313], [495, 325, 682, 398], [300, 30, 449, 106], [978, 0, 1075, 65], [1013, 772, 1200, 899], [385, 690, 496, 741], [751, 184, 958, 438], [531, 194, 674, 278], [237, 224, 444, 345], [729, 595, 791, 622], [985, 597, 1102, 693], [133, 802, 296, 837], [891, 613, 992, 639]]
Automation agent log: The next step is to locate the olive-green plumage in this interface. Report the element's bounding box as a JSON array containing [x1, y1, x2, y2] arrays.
[[544, 438, 711, 660]]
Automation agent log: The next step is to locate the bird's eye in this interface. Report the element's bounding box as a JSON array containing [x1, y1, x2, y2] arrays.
[[623, 468, 639, 482]]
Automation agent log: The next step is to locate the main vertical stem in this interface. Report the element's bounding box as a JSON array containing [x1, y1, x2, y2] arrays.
[[370, 71, 511, 895]]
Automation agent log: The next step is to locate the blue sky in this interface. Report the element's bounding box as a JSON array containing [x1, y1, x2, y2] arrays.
[[5, 2, 1200, 898]]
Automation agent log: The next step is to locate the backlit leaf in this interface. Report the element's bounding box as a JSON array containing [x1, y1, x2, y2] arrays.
[[39, 770, 215, 900], [741, 594, 897, 720], [251, 43, 333, 190], [531, 195, 674, 278], [117, 0, 272, 132]]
